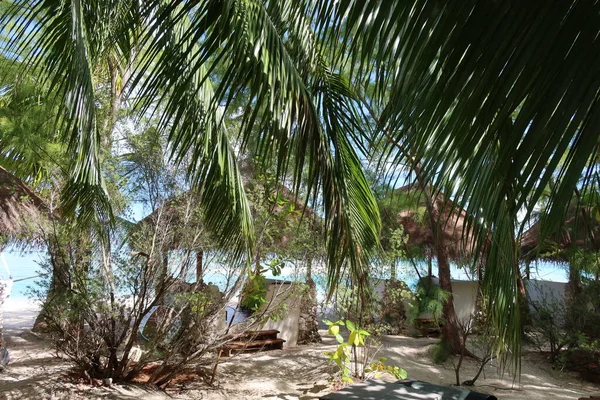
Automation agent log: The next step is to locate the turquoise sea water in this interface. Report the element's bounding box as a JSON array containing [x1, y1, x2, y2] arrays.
[[1, 248, 569, 301], [1, 250, 45, 299]]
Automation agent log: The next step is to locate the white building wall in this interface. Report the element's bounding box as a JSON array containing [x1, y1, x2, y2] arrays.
[[260, 281, 302, 346]]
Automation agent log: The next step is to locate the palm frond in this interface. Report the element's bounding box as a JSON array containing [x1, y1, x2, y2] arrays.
[[0, 0, 138, 223], [302, 0, 600, 370], [132, 0, 381, 293]]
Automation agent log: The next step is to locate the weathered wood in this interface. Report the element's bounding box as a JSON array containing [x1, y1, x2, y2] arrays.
[[227, 338, 286, 348], [220, 330, 285, 357]]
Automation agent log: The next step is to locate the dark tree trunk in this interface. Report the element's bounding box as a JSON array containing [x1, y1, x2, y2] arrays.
[[427, 193, 462, 354], [436, 239, 462, 353], [411, 159, 463, 354], [33, 234, 71, 331], [196, 251, 204, 284], [297, 258, 321, 344], [566, 262, 583, 300], [427, 254, 433, 278]]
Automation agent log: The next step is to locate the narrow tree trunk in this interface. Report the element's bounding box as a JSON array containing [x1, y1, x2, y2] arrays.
[[196, 251, 204, 284], [515, 262, 531, 329], [391, 259, 397, 281], [437, 240, 462, 353], [411, 160, 462, 354], [566, 262, 583, 300], [427, 253, 433, 278], [298, 258, 321, 344], [366, 104, 464, 354]]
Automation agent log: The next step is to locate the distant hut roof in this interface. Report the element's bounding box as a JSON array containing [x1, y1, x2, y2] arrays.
[[135, 167, 322, 252], [0, 166, 48, 243], [383, 185, 478, 261], [520, 204, 600, 262]]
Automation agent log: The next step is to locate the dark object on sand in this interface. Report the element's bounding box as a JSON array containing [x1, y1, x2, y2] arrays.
[[320, 379, 498, 400]]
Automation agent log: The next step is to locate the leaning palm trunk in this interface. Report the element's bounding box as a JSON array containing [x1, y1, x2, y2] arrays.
[[411, 159, 463, 353], [427, 193, 462, 353]]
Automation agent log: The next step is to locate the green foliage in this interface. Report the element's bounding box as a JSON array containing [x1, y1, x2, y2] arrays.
[[324, 319, 407, 384], [0, 57, 65, 185], [2, 0, 381, 303], [530, 277, 600, 366], [365, 357, 408, 381], [408, 278, 449, 329], [7, 0, 600, 372], [432, 339, 452, 364], [380, 280, 413, 334], [240, 273, 268, 312]]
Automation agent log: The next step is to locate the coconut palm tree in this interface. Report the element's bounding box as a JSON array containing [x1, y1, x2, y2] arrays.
[[1, 1, 380, 296], [3, 0, 600, 370]]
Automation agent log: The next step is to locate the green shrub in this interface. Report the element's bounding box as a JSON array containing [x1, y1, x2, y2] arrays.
[[433, 339, 452, 364], [240, 273, 268, 312]]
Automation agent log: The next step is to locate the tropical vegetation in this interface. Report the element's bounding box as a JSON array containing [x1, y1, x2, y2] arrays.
[[2, 0, 600, 389]]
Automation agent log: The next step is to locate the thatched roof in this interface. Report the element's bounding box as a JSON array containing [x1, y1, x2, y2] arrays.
[[383, 185, 477, 261], [134, 163, 322, 252], [0, 166, 48, 242], [520, 204, 600, 262]]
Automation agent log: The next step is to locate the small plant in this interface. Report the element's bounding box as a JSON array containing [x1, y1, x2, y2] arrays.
[[240, 273, 268, 312], [365, 357, 409, 381], [432, 339, 452, 364], [408, 277, 449, 333], [323, 319, 407, 385], [240, 259, 284, 312]]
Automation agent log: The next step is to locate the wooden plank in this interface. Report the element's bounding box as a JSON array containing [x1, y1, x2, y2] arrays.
[[227, 330, 281, 340], [226, 338, 286, 349]]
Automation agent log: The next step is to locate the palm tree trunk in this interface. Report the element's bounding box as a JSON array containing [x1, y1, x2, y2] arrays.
[[430, 210, 462, 353], [417, 182, 461, 353], [415, 165, 463, 353]]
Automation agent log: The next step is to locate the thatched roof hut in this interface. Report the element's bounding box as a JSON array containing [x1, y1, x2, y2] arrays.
[[135, 184, 321, 251], [520, 204, 600, 262], [381, 184, 478, 261], [0, 166, 48, 243], [134, 158, 322, 257]]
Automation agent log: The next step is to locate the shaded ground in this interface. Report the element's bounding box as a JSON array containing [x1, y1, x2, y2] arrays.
[[1, 304, 599, 400]]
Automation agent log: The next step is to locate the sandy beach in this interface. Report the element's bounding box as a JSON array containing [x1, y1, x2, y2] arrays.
[[1, 300, 600, 399]]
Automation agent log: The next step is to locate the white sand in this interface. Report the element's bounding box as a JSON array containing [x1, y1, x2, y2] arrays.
[[1, 300, 600, 400], [3, 297, 40, 332]]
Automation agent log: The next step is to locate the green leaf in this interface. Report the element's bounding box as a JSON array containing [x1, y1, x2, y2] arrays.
[[349, 331, 358, 346], [329, 325, 340, 336], [394, 367, 408, 380], [345, 320, 356, 332]]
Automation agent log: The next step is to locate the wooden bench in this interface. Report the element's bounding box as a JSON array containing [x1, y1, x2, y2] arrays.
[[415, 318, 441, 335], [221, 329, 286, 357]]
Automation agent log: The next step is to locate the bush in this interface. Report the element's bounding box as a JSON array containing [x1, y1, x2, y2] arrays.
[[408, 277, 449, 333], [33, 202, 281, 387], [324, 319, 407, 385], [380, 280, 413, 334], [432, 339, 452, 364]]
